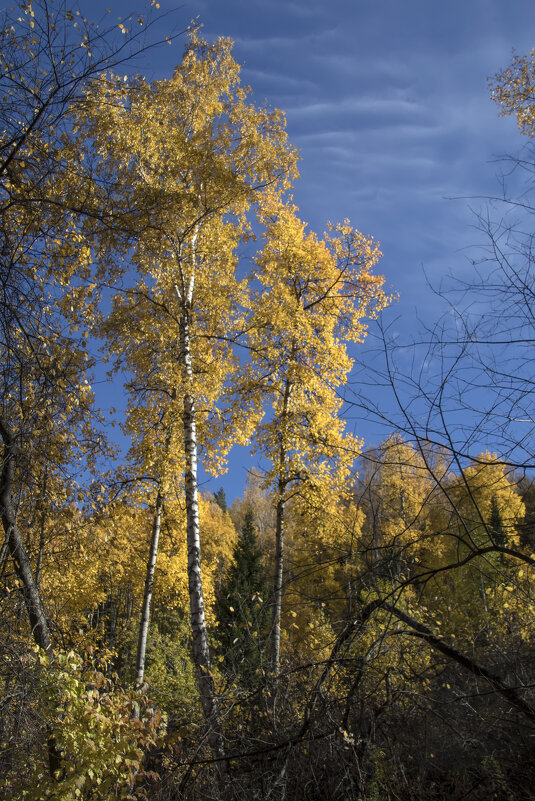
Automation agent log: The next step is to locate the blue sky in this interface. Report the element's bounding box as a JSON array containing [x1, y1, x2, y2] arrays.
[[81, 0, 535, 500]]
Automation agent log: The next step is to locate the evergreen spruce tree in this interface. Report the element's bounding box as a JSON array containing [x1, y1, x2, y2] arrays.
[[213, 487, 227, 513], [489, 494, 507, 547], [215, 510, 269, 687]]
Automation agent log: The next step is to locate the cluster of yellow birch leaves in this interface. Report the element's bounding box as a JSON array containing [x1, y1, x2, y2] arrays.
[[489, 47, 535, 137]]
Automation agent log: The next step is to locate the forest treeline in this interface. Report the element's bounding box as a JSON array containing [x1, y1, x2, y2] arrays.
[[2, 2, 535, 799]]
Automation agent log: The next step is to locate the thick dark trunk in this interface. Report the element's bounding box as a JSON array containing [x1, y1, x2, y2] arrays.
[[0, 416, 52, 655]]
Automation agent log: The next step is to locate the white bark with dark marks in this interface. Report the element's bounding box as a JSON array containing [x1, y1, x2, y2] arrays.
[[135, 489, 162, 686], [174, 242, 227, 782], [271, 485, 286, 675], [270, 373, 294, 675]]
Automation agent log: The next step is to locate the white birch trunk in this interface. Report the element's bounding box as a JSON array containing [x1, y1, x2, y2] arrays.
[[270, 372, 294, 675], [180, 304, 226, 762], [135, 490, 162, 686], [174, 243, 227, 784], [271, 485, 286, 675]]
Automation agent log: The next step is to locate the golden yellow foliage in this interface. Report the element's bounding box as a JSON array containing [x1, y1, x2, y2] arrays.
[[490, 49, 535, 137], [283, 495, 365, 662], [418, 455, 526, 647], [245, 198, 391, 496], [40, 493, 236, 651]]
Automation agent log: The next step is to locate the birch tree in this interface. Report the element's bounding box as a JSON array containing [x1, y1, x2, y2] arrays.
[[243, 199, 391, 673]]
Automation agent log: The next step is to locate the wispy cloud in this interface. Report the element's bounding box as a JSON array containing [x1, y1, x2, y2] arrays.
[[233, 26, 339, 53], [240, 67, 316, 93], [288, 95, 428, 124]]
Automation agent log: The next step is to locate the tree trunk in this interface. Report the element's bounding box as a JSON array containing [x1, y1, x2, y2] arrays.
[[136, 490, 162, 686], [0, 416, 52, 655], [270, 372, 293, 675], [271, 485, 286, 674], [176, 273, 227, 787], [0, 536, 9, 578]]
